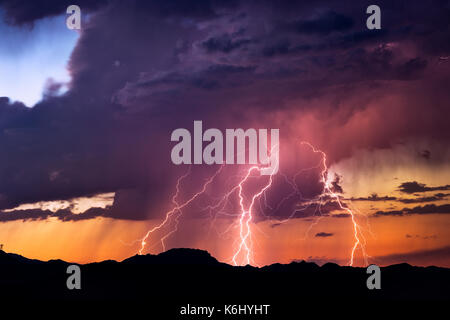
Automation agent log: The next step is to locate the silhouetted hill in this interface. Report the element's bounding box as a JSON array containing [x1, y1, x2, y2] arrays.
[[122, 248, 222, 266], [0, 248, 448, 315]]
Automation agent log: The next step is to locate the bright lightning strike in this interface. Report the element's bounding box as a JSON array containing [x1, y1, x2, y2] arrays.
[[138, 165, 223, 255], [232, 165, 275, 266], [300, 142, 368, 266], [137, 142, 369, 268]]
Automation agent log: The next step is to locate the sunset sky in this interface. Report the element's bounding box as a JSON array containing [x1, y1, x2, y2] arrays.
[[0, 0, 449, 268]]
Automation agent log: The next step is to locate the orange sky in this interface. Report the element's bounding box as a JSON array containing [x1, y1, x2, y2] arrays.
[[0, 211, 449, 267], [0, 144, 449, 267]]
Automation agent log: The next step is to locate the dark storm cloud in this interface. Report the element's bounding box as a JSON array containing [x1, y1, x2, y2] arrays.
[[349, 192, 448, 204], [290, 11, 354, 35], [126, 64, 257, 94], [374, 204, 450, 217], [0, 206, 110, 222], [0, 0, 449, 221], [201, 34, 252, 53], [395, 57, 428, 80], [374, 209, 403, 217], [350, 193, 397, 202], [0, 0, 109, 25], [131, 0, 239, 19], [406, 204, 450, 215], [398, 193, 449, 204], [331, 213, 350, 218], [0, 97, 28, 127], [398, 181, 450, 194], [0, 208, 56, 222], [315, 232, 334, 238], [286, 200, 343, 220], [0, 0, 239, 25]]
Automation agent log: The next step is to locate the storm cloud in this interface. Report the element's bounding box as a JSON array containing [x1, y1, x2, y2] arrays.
[[374, 204, 450, 217], [0, 0, 449, 223], [315, 232, 334, 238], [398, 181, 450, 194]]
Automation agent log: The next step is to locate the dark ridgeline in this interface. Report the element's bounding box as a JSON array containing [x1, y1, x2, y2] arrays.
[[0, 248, 448, 314]]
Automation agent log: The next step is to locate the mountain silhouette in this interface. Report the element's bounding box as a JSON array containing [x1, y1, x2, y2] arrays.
[[0, 248, 448, 315]]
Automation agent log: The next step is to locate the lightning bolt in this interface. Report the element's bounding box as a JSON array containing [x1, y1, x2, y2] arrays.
[[138, 165, 223, 255], [231, 165, 275, 266], [137, 141, 368, 267], [300, 141, 368, 266]]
